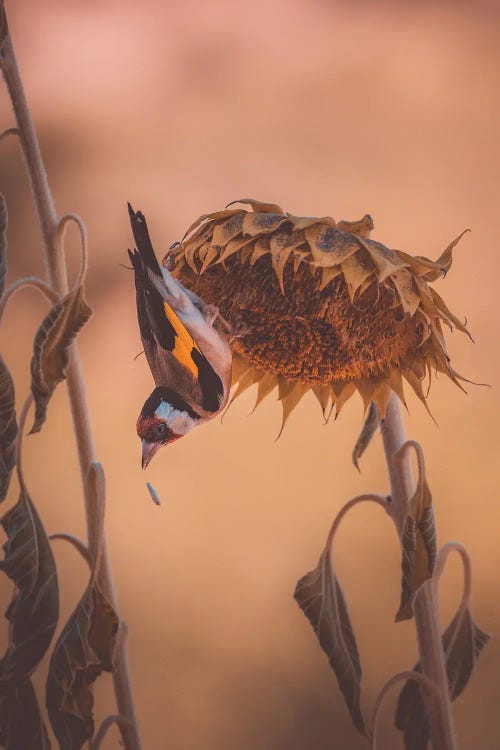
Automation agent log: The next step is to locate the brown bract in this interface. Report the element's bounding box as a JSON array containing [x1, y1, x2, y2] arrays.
[[166, 198, 471, 428]]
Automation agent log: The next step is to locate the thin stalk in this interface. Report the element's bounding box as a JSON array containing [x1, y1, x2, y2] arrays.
[[1, 28, 141, 750], [379, 393, 457, 750]]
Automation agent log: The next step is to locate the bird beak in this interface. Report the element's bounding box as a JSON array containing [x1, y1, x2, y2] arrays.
[[141, 440, 160, 470]]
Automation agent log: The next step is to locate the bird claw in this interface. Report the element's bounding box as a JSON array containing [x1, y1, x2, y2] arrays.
[[202, 304, 222, 327], [227, 321, 251, 341]]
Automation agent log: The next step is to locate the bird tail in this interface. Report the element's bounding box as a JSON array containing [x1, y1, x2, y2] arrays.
[[127, 203, 162, 276]]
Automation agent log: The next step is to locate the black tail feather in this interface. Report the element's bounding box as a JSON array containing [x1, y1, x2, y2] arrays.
[[127, 203, 162, 275]]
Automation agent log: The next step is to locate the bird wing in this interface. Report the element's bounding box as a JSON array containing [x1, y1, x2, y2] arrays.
[[128, 205, 224, 413]]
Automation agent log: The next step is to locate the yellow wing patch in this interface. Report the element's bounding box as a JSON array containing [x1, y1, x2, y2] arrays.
[[163, 301, 200, 378]]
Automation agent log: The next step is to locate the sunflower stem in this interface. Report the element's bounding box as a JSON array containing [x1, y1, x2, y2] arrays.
[[0, 19, 141, 750], [379, 393, 457, 750]]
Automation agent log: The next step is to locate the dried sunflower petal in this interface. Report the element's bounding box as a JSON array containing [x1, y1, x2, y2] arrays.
[[168, 200, 472, 429]]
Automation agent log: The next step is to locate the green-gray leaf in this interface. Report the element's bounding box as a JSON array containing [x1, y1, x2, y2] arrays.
[[30, 286, 92, 434], [0, 679, 51, 750], [0, 488, 59, 681], [352, 401, 379, 471], [46, 583, 119, 749], [395, 607, 489, 749], [294, 544, 365, 735], [0, 355, 17, 503]]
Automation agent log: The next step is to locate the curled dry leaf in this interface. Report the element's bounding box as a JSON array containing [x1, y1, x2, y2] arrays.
[[396, 444, 437, 622], [30, 286, 92, 434], [0, 488, 59, 682], [46, 462, 119, 750], [0, 355, 17, 503], [395, 608, 489, 749], [352, 402, 379, 471], [0, 679, 50, 750], [294, 521, 366, 735], [46, 585, 119, 750]]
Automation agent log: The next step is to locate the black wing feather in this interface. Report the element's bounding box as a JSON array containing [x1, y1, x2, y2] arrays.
[[128, 247, 176, 350], [128, 203, 162, 275], [191, 349, 223, 412], [128, 205, 224, 413]]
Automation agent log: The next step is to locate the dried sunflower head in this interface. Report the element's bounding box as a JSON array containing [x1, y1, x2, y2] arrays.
[[165, 198, 471, 429]]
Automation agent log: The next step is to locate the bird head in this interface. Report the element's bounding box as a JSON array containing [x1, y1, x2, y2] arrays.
[[137, 387, 199, 468]]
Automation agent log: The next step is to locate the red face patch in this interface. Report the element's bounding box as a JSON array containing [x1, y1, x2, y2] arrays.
[[136, 416, 180, 444]]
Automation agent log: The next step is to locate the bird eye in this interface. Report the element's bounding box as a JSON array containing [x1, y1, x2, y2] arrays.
[[156, 423, 168, 438]]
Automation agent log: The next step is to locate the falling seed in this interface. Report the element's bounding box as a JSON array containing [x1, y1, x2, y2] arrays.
[[146, 482, 162, 506]]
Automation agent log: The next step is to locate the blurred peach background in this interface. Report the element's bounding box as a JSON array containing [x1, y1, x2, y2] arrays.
[[1, 1, 499, 748]]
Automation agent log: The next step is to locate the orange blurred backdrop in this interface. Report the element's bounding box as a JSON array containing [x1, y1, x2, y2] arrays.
[[1, 1, 499, 748]]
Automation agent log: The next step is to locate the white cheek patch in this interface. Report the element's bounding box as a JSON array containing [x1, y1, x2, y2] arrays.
[[154, 401, 196, 436]]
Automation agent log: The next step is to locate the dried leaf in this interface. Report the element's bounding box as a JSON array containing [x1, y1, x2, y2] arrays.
[[428, 286, 472, 339], [341, 251, 374, 302], [286, 214, 336, 231], [294, 535, 366, 735], [337, 213, 374, 238], [29, 286, 92, 433], [0, 355, 17, 503], [241, 212, 287, 237], [418, 229, 470, 283], [390, 269, 421, 316], [396, 458, 436, 621], [211, 212, 245, 248], [227, 198, 286, 215], [305, 225, 360, 267], [395, 608, 489, 749], [46, 583, 118, 750], [355, 380, 377, 414], [444, 607, 490, 699], [199, 243, 219, 274], [311, 383, 331, 419], [0, 193, 7, 298], [270, 225, 306, 293], [249, 236, 271, 265], [0, 680, 50, 750], [331, 381, 356, 418], [352, 402, 379, 471], [46, 463, 118, 750], [252, 371, 278, 411], [277, 381, 307, 437], [181, 209, 243, 242], [0, 489, 59, 682], [230, 353, 252, 385], [216, 235, 253, 265], [362, 239, 408, 282], [319, 265, 342, 290]]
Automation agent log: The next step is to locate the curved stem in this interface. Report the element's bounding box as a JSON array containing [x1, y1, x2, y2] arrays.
[[0, 276, 59, 322], [434, 542, 472, 611], [0, 126, 19, 142], [86, 461, 106, 583], [15, 394, 32, 490], [56, 212, 89, 289], [379, 393, 458, 750], [1, 24, 141, 750], [434, 542, 472, 658], [395, 439, 425, 493], [325, 493, 392, 551], [370, 669, 439, 750], [89, 714, 133, 750], [50, 533, 90, 565]]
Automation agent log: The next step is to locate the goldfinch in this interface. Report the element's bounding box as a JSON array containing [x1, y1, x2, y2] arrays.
[[128, 204, 232, 468]]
